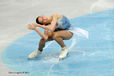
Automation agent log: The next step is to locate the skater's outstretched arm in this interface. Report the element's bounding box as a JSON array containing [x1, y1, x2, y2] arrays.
[[28, 24, 48, 40]]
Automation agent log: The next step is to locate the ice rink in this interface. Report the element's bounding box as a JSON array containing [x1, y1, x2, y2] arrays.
[[0, 0, 114, 76]]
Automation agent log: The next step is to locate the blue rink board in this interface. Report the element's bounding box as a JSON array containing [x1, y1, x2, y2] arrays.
[[1, 9, 114, 76]]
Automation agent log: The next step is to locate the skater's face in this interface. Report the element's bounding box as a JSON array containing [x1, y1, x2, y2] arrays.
[[38, 16, 48, 25]]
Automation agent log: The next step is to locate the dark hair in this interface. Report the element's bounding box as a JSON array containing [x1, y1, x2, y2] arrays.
[[36, 16, 43, 25]]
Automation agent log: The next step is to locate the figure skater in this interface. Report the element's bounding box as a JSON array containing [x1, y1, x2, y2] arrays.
[[28, 14, 88, 59]]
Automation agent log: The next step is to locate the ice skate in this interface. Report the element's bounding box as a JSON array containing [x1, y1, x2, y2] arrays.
[[28, 50, 41, 59], [59, 47, 68, 60]]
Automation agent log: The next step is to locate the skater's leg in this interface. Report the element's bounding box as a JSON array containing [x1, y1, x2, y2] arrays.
[[52, 30, 73, 59], [28, 32, 53, 59], [53, 30, 73, 47], [53, 37, 66, 48], [38, 38, 46, 52], [38, 31, 53, 51]]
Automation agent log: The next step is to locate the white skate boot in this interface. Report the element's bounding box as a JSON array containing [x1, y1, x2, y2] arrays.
[[28, 50, 41, 59], [59, 47, 68, 60]]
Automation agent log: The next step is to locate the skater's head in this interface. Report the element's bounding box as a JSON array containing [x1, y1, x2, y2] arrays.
[[36, 16, 49, 25]]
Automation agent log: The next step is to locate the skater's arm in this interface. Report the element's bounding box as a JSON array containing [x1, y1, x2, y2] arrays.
[[44, 30, 48, 36], [33, 23, 49, 30], [34, 28, 48, 40], [32, 23, 53, 31], [28, 24, 48, 40], [32, 15, 57, 32], [49, 14, 57, 32], [39, 15, 57, 32]]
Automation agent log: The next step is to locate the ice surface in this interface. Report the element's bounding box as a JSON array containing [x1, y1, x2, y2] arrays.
[[2, 9, 114, 76], [0, 0, 114, 76]]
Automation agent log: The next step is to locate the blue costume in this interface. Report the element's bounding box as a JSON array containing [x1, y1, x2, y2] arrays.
[[55, 15, 89, 39], [55, 16, 71, 31]]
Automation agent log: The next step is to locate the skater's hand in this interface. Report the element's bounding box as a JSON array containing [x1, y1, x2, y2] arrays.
[[32, 23, 38, 27], [28, 24, 36, 30]]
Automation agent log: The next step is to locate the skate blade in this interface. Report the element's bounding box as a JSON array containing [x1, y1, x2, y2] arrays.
[[59, 53, 69, 61]]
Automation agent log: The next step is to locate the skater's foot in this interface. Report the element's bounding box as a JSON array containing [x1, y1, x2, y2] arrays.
[[59, 47, 68, 59], [28, 50, 41, 59]]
